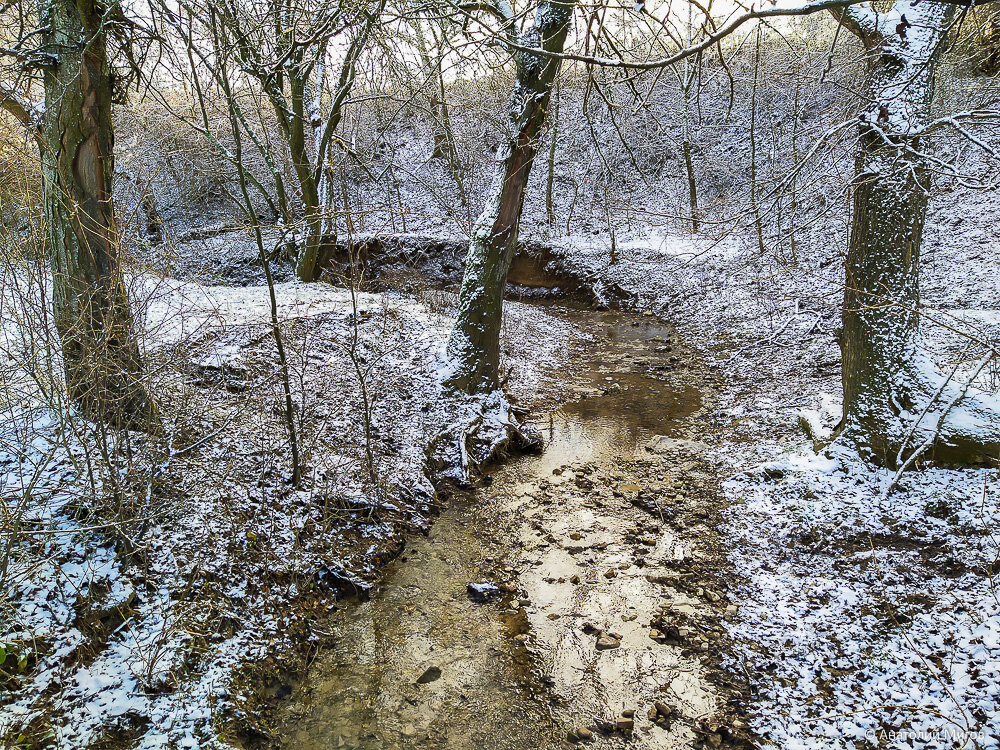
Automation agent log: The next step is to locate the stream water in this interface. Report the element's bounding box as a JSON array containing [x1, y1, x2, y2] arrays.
[[277, 308, 714, 749]]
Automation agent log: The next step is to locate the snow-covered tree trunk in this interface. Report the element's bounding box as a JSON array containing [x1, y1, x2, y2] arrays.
[[39, 0, 157, 428], [835, 2, 1000, 465], [445, 0, 577, 394]]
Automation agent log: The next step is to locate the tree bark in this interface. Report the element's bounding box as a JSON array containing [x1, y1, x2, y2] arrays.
[[445, 0, 577, 394], [835, 1, 1000, 465], [840, 128, 928, 461], [39, 0, 156, 428]]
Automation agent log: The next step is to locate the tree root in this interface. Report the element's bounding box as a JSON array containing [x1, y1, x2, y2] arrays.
[[838, 353, 1000, 470], [428, 390, 541, 485]]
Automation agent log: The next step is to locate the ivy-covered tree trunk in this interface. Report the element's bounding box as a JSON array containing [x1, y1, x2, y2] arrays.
[[39, 0, 156, 428], [445, 0, 577, 394], [835, 1, 1000, 465]]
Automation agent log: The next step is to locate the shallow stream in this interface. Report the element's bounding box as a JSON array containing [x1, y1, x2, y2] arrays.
[[278, 308, 714, 749]]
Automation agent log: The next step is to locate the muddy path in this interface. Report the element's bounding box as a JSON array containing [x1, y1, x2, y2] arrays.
[[271, 308, 749, 749]]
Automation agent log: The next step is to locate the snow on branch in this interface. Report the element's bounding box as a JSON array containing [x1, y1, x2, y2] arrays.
[[0, 85, 42, 132]]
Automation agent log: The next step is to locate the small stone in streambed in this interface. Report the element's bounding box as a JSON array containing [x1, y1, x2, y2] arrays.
[[415, 666, 441, 684], [595, 631, 621, 650], [576, 726, 593, 741], [621, 709, 635, 718], [466, 582, 500, 602], [616, 716, 634, 734]]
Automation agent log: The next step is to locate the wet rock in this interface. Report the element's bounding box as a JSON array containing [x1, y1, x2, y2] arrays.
[[568, 726, 594, 743], [570, 575, 581, 584], [621, 709, 635, 718], [595, 631, 621, 650], [645, 435, 708, 455], [704, 589, 722, 603], [615, 715, 634, 734], [466, 582, 500, 602], [415, 666, 441, 684], [650, 701, 674, 728], [569, 531, 583, 541], [603, 568, 617, 579]]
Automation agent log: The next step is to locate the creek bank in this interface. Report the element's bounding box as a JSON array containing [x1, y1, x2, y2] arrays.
[[266, 306, 754, 749], [165, 227, 638, 309]]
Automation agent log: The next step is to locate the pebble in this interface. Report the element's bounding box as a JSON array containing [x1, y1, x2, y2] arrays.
[[415, 666, 441, 685], [595, 631, 621, 650]]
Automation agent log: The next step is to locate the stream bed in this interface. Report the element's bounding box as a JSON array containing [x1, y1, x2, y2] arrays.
[[275, 308, 724, 749]]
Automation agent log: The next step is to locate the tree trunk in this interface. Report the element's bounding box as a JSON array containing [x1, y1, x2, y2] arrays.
[[835, 2, 1000, 466], [682, 137, 698, 233], [39, 0, 156, 429], [545, 84, 559, 226], [445, 0, 577, 394], [840, 129, 927, 462]]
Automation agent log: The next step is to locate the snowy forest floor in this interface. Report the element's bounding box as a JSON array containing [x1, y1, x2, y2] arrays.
[[5, 161, 1000, 749], [4, 210, 1000, 749]]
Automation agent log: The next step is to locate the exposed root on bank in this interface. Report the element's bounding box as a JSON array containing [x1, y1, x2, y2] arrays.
[[428, 390, 541, 485], [836, 352, 1000, 471]]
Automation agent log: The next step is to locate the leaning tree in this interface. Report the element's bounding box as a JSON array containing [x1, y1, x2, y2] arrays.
[[445, 0, 578, 394], [0, 0, 157, 429]]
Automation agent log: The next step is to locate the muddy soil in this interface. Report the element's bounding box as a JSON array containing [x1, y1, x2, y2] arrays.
[[270, 308, 750, 749]]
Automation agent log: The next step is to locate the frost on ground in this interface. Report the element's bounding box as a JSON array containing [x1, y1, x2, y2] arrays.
[[724, 443, 1000, 749], [0, 270, 577, 748], [543, 177, 1000, 748]]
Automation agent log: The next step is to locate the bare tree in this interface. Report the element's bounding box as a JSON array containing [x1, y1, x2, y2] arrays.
[[1, 1, 157, 429], [445, 0, 578, 394], [168, 0, 385, 282], [832, 0, 1000, 465]]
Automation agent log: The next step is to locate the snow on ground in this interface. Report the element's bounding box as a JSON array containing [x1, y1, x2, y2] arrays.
[[545, 175, 1000, 747], [0, 267, 579, 747]]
